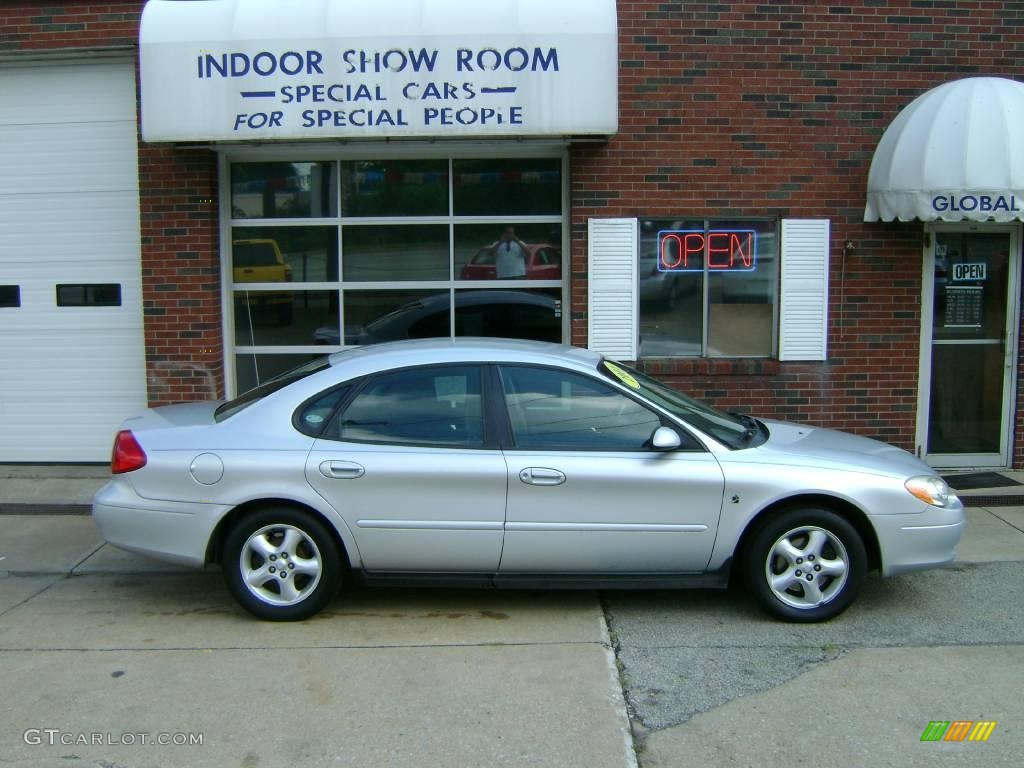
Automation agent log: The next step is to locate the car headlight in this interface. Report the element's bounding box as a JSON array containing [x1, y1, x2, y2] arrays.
[[904, 475, 958, 507]]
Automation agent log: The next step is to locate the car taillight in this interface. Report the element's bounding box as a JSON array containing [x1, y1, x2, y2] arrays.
[[111, 430, 147, 474]]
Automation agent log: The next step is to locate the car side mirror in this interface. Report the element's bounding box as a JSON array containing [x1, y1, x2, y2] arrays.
[[650, 426, 682, 451]]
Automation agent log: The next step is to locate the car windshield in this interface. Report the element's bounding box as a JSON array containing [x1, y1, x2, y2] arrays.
[[598, 360, 766, 449], [215, 356, 331, 422]]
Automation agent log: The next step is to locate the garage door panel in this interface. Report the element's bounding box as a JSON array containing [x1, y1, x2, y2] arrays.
[[0, 121, 139, 195], [0, 307, 143, 334], [0, 62, 137, 126], [0, 266, 142, 333], [0, 422, 123, 463], [0, 373, 145, 403], [0, 328, 145, 372], [0, 191, 141, 260], [0, 60, 146, 461], [0, 358, 144, 396], [0, 329, 146, 460]]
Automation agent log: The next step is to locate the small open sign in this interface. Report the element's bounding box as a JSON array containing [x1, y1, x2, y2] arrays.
[[952, 262, 987, 281]]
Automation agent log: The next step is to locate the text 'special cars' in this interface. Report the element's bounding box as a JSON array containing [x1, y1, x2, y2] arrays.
[[93, 339, 964, 622]]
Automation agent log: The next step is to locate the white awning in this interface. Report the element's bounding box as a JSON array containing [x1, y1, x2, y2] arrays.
[[139, 0, 618, 142], [865, 77, 1024, 222]]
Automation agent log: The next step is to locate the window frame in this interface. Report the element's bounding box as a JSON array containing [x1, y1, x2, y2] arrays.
[[638, 217, 780, 359], [0, 285, 20, 308], [55, 282, 123, 308], [220, 144, 570, 397]]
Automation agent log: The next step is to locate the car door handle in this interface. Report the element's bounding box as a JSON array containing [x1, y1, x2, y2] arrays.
[[518, 467, 565, 486], [319, 460, 365, 480]]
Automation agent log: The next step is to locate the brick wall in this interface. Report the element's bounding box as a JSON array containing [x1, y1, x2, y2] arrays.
[[3, 1, 223, 405], [1, 1, 140, 51], [138, 144, 223, 404], [8, 0, 1024, 462], [571, 1, 1024, 459]]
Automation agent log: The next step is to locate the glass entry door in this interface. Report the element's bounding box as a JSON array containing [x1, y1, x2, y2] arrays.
[[920, 227, 1021, 468]]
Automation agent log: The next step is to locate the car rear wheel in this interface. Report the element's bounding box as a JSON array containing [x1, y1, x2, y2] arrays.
[[746, 508, 866, 622], [223, 508, 341, 621]]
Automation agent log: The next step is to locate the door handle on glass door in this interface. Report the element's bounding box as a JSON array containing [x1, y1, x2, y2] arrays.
[[518, 467, 566, 486]]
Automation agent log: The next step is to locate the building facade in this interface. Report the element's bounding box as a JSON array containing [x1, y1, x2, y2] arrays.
[[3, 0, 1024, 468]]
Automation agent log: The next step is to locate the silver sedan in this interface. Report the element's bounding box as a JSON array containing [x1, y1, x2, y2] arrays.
[[93, 338, 964, 622]]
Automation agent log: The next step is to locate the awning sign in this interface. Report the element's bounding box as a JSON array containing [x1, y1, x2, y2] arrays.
[[933, 194, 1021, 216], [864, 78, 1024, 223], [139, 0, 618, 142]]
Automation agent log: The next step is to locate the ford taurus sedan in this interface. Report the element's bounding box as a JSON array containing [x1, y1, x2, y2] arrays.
[[93, 338, 964, 622]]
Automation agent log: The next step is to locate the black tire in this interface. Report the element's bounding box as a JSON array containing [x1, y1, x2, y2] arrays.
[[745, 508, 866, 623], [223, 507, 342, 621], [277, 303, 293, 325]]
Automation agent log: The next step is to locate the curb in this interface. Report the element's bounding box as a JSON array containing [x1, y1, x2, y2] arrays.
[[0, 504, 92, 515]]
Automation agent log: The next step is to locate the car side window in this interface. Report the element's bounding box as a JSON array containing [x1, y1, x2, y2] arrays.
[[499, 365, 667, 451], [296, 385, 351, 437], [334, 365, 484, 447]]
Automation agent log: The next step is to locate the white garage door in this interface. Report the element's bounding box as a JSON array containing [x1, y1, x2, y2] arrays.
[[0, 59, 146, 461]]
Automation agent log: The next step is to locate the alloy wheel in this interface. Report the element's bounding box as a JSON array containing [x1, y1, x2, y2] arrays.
[[239, 523, 324, 607], [763, 525, 850, 609]]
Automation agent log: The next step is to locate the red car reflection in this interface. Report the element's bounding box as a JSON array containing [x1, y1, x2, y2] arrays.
[[459, 243, 562, 280]]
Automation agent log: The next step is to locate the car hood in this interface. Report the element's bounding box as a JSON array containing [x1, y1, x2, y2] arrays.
[[750, 419, 932, 478]]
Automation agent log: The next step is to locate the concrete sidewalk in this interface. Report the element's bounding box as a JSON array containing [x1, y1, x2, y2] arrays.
[[1, 465, 1022, 767], [0, 463, 109, 512], [0, 465, 638, 768]]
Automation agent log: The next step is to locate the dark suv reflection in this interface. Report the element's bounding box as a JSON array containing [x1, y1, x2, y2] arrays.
[[313, 290, 561, 346]]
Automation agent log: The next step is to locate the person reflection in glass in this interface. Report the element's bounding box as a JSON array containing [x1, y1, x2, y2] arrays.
[[492, 226, 528, 279]]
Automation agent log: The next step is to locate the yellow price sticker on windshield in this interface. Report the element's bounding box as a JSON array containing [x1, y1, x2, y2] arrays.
[[605, 361, 640, 389]]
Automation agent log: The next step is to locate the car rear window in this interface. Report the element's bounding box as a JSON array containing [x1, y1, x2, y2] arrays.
[[234, 241, 279, 267], [215, 356, 331, 421]]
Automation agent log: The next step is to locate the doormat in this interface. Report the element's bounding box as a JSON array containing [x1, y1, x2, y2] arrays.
[[940, 472, 1023, 491]]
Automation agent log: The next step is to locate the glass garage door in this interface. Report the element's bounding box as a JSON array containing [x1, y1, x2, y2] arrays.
[[225, 154, 567, 394]]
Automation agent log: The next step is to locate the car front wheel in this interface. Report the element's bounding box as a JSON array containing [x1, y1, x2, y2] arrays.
[[746, 508, 867, 622], [223, 508, 341, 621]]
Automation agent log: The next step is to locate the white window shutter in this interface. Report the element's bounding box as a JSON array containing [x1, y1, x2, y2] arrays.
[[588, 218, 638, 360], [779, 219, 830, 361]]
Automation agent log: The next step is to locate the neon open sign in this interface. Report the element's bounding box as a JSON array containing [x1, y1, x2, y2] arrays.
[[658, 230, 758, 272]]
